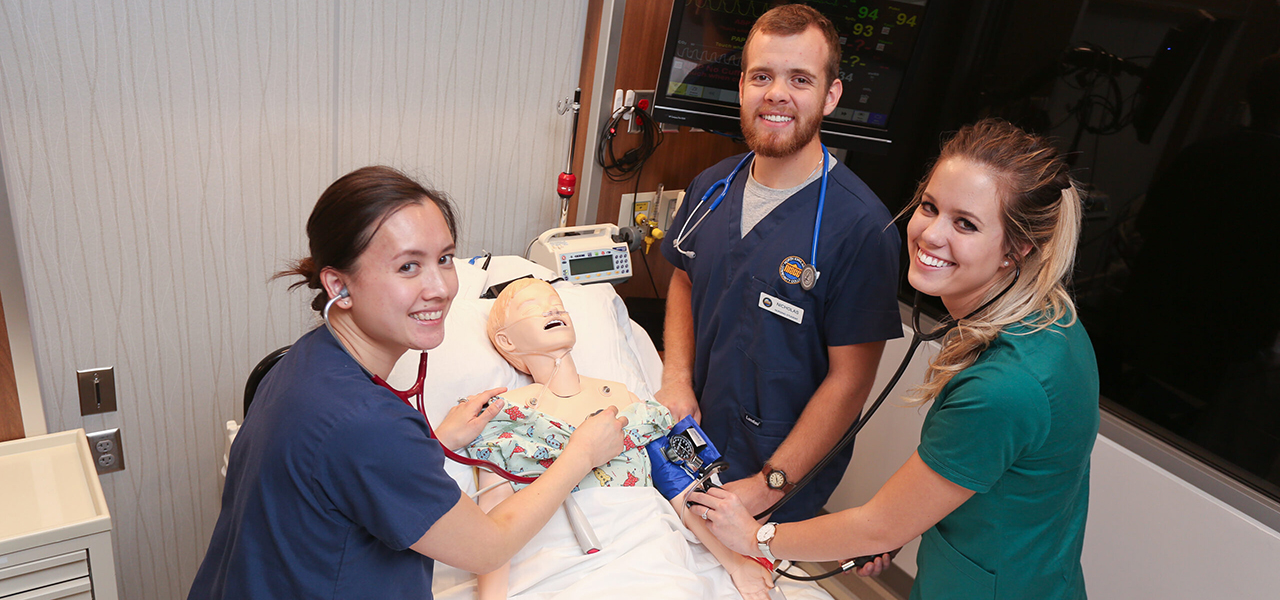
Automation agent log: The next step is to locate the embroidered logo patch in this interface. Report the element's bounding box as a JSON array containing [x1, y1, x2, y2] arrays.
[[779, 256, 806, 285]]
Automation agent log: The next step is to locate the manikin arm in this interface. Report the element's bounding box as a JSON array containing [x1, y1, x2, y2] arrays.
[[410, 407, 626, 574], [674, 486, 774, 599], [474, 470, 515, 600]]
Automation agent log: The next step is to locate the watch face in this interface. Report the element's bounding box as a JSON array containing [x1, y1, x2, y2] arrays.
[[767, 469, 786, 489], [756, 522, 777, 542], [666, 434, 696, 464]]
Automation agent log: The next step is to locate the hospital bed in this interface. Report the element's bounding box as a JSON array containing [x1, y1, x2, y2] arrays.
[[226, 256, 839, 599], [385, 256, 838, 600]]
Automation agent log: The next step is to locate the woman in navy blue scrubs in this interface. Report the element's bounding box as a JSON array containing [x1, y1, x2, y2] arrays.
[[189, 166, 627, 600]]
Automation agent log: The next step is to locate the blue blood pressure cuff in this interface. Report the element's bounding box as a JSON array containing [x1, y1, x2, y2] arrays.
[[647, 416, 726, 500]]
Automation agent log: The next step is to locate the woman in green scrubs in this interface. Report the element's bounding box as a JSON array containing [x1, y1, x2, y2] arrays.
[[690, 118, 1099, 599]]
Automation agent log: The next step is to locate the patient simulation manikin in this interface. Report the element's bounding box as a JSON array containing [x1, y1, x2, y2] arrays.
[[466, 279, 773, 600]]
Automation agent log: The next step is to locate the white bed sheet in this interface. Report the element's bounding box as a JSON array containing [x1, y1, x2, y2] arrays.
[[432, 486, 832, 600]]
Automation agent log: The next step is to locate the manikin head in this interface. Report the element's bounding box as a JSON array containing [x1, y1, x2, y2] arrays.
[[486, 279, 576, 374]]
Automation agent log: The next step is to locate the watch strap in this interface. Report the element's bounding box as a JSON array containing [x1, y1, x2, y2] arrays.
[[757, 522, 779, 562]]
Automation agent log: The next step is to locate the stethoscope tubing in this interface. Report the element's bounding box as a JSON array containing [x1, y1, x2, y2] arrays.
[[761, 271, 1021, 582], [673, 146, 829, 271], [324, 292, 538, 485], [753, 267, 1022, 521]]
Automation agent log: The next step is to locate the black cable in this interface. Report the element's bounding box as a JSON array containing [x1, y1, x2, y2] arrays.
[[596, 104, 664, 182], [628, 159, 664, 299], [640, 243, 662, 299], [775, 564, 847, 582], [706, 129, 746, 143], [750, 277, 1022, 521]]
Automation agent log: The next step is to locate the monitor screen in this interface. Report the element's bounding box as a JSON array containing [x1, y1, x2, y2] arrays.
[[568, 254, 616, 276], [653, 0, 931, 153]]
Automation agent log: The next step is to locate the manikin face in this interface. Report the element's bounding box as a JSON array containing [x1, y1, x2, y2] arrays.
[[342, 201, 459, 353], [738, 27, 841, 158], [906, 158, 1017, 318], [494, 281, 576, 359]]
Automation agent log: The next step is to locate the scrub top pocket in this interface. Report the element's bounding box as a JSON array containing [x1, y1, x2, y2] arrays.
[[915, 528, 997, 599], [737, 276, 818, 374]]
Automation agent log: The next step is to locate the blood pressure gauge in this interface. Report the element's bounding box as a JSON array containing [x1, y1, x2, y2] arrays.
[[664, 427, 708, 473]]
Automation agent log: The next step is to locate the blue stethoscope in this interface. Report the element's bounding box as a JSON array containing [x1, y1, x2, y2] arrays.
[[671, 144, 830, 291]]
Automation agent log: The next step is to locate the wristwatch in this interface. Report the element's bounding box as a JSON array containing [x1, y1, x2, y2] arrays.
[[756, 522, 779, 562], [763, 463, 795, 493]]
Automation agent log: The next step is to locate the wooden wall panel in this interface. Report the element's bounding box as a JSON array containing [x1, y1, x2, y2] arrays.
[[592, 0, 746, 299], [0, 290, 22, 442]]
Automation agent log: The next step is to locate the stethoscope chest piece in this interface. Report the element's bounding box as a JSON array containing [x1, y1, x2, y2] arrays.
[[800, 265, 819, 291]]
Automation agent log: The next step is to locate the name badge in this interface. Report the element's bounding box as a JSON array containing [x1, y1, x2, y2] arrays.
[[758, 292, 803, 324]]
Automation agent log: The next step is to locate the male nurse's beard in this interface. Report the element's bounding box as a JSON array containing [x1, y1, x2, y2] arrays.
[[740, 102, 823, 158]]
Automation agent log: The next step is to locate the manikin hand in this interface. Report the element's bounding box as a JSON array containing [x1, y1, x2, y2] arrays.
[[721, 473, 782, 522], [654, 382, 701, 423], [435, 387, 507, 450], [728, 556, 775, 600], [563, 406, 629, 467]]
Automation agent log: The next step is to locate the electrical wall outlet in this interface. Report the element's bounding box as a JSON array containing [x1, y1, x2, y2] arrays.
[[87, 428, 126, 475], [627, 90, 656, 134]]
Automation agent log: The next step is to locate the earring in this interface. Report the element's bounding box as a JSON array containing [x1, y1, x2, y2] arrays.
[[341, 298, 352, 307], [1002, 260, 1010, 268]]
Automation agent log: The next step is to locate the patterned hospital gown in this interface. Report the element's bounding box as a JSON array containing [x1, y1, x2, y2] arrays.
[[466, 399, 674, 491]]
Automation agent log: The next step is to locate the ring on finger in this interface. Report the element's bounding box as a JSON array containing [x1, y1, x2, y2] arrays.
[[702, 507, 710, 520]]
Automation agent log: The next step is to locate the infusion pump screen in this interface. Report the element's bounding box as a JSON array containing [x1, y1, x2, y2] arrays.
[[664, 0, 927, 129], [569, 255, 616, 276]]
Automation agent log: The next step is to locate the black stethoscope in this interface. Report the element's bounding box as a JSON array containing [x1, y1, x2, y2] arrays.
[[755, 265, 1022, 581], [672, 145, 831, 291]]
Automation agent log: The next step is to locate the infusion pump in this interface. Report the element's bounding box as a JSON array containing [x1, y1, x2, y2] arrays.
[[528, 224, 634, 285]]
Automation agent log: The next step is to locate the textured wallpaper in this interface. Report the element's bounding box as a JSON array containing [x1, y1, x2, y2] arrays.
[[0, 1, 586, 597]]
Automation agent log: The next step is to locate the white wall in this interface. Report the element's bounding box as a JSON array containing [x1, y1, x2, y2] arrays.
[[0, 1, 586, 598], [1084, 437, 1280, 598], [828, 317, 1280, 597]]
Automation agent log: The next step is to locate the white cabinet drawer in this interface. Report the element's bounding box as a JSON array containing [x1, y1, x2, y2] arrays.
[[5, 577, 92, 600], [0, 550, 89, 597]]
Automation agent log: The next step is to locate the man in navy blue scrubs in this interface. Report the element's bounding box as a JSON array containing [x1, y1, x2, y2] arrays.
[[658, 5, 901, 523]]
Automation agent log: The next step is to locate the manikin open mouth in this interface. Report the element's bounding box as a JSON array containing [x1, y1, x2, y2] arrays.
[[544, 319, 566, 330]]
